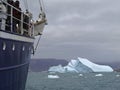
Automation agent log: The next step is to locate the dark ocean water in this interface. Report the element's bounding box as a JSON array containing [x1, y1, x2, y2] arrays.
[[26, 72, 120, 90]]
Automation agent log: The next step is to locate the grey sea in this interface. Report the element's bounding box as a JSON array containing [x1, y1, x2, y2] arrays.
[[26, 72, 120, 90]]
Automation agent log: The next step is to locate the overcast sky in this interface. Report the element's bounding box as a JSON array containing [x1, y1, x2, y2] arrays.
[[23, 0, 120, 62]]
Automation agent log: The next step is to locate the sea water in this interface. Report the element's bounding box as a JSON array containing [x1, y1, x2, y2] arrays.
[[26, 72, 120, 90]]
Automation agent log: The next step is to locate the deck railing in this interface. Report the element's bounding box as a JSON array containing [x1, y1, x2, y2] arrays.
[[0, 0, 34, 37]]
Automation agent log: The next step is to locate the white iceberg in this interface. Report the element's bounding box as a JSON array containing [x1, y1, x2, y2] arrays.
[[48, 65, 66, 73], [48, 57, 113, 73], [95, 74, 103, 77], [116, 75, 120, 77], [78, 57, 113, 72], [48, 75, 60, 79], [79, 74, 83, 77]]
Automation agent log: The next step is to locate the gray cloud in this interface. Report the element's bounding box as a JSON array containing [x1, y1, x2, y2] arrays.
[[27, 0, 120, 62]]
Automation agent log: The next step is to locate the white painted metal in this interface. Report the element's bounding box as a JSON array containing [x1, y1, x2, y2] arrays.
[[0, 31, 34, 43]]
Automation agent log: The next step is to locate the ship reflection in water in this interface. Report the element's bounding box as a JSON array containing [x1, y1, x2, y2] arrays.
[[26, 72, 120, 90]]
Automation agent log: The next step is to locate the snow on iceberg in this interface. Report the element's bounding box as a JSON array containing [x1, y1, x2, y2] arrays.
[[48, 57, 113, 73]]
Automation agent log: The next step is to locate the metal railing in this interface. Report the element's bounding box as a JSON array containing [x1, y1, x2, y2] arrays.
[[0, 0, 34, 37]]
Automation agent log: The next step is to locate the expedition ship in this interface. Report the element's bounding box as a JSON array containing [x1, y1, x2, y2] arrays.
[[0, 0, 47, 90]]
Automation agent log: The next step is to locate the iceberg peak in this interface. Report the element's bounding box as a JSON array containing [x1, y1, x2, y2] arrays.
[[77, 57, 113, 72]]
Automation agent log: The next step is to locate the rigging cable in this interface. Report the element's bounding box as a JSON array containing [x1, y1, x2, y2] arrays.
[[41, 0, 46, 13], [39, 0, 47, 19], [39, 0, 43, 13], [34, 35, 42, 54]]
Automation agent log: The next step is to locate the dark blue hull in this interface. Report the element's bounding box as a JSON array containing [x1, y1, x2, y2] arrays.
[[0, 31, 34, 90]]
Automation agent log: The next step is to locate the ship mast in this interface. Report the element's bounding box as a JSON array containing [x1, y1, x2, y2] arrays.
[[33, 0, 47, 54]]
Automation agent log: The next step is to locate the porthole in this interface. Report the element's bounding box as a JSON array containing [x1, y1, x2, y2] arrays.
[[29, 47, 31, 51], [22, 46, 25, 51], [12, 44, 15, 51], [30, 46, 34, 54], [3, 42, 6, 50]]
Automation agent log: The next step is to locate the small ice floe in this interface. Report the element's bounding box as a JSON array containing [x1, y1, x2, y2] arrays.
[[116, 75, 120, 77], [95, 74, 103, 77], [48, 75, 60, 79], [79, 74, 83, 77]]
